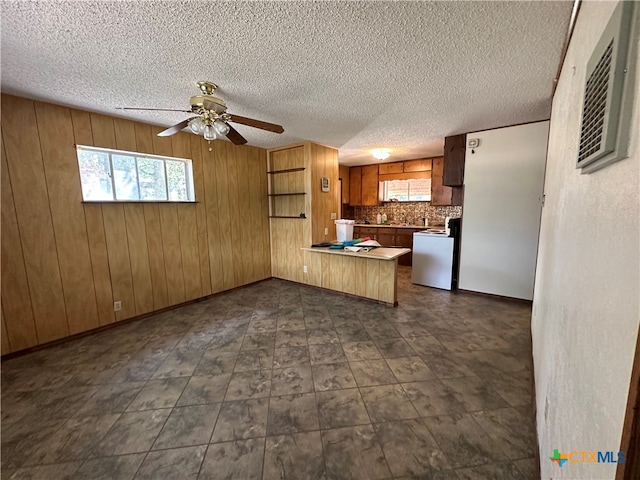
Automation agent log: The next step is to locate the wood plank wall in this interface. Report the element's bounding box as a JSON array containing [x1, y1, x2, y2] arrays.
[[0, 94, 271, 354], [310, 143, 339, 244]]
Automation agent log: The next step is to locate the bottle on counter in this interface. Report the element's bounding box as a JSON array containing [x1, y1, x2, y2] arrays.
[[376, 213, 382, 225], [381, 213, 387, 224]]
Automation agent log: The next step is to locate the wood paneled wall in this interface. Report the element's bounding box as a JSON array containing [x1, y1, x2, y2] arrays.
[[0, 94, 271, 354], [310, 143, 339, 244]]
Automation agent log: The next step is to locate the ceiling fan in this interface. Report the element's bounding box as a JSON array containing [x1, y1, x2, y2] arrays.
[[117, 81, 284, 146]]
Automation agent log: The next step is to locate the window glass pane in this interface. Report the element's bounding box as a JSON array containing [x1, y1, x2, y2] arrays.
[[385, 180, 410, 201], [112, 155, 140, 200], [408, 178, 431, 201], [166, 160, 188, 201], [77, 149, 113, 200], [137, 157, 167, 201]]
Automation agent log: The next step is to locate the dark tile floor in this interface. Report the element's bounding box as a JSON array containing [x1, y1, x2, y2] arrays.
[[1, 267, 536, 479]]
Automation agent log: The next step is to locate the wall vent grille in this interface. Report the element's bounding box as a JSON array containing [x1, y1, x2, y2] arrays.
[[578, 40, 613, 164], [576, 1, 637, 173]]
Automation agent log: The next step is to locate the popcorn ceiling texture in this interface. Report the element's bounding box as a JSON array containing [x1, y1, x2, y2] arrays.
[[0, 1, 572, 165], [348, 203, 462, 226]]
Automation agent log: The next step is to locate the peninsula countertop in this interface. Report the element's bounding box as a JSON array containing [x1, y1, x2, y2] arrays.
[[354, 223, 444, 229], [302, 246, 411, 260]]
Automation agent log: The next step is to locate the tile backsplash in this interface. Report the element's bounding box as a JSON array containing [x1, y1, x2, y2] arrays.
[[344, 202, 462, 226]]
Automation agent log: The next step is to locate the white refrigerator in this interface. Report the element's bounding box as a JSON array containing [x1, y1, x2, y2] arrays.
[[412, 232, 455, 290]]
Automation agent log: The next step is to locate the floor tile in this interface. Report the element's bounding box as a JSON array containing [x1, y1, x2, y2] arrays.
[[234, 348, 274, 372], [75, 382, 145, 416], [404, 335, 448, 356], [193, 351, 237, 376], [306, 328, 340, 345], [71, 453, 145, 480], [373, 337, 416, 358], [422, 414, 507, 468], [242, 332, 276, 351], [386, 356, 436, 383], [199, 438, 265, 480], [176, 373, 231, 406], [273, 346, 310, 369], [440, 376, 507, 412], [401, 380, 467, 417], [9, 461, 82, 480], [349, 359, 397, 387], [472, 407, 535, 459], [513, 457, 537, 479], [277, 317, 306, 331], [135, 445, 206, 479], [92, 409, 171, 456], [360, 384, 420, 422], [210, 398, 269, 442], [1, 418, 68, 470], [27, 414, 120, 466], [455, 461, 527, 480], [364, 324, 402, 340], [126, 377, 188, 411], [151, 348, 205, 379], [316, 389, 370, 429], [311, 362, 357, 391], [421, 352, 478, 379], [308, 344, 347, 365], [225, 369, 271, 401], [152, 403, 220, 449], [373, 419, 450, 477], [276, 330, 308, 348], [322, 425, 391, 480], [267, 393, 319, 435], [247, 317, 277, 334], [263, 431, 326, 480], [335, 326, 371, 343], [341, 341, 382, 361], [487, 371, 533, 407], [271, 365, 314, 396], [394, 322, 432, 337]]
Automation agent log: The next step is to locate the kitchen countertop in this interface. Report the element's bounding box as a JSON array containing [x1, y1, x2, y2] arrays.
[[354, 223, 442, 229], [302, 246, 411, 260]]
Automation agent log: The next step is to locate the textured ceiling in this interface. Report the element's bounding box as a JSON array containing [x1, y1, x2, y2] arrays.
[[1, 1, 572, 165]]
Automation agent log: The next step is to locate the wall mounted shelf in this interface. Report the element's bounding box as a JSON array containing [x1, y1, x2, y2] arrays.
[[267, 167, 306, 174]]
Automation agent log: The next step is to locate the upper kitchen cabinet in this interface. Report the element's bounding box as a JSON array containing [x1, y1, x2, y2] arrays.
[[430, 156, 454, 206], [378, 162, 403, 175], [349, 166, 362, 206], [443, 134, 466, 186], [339, 165, 350, 204], [361, 165, 380, 206], [403, 159, 432, 173], [349, 165, 380, 206]]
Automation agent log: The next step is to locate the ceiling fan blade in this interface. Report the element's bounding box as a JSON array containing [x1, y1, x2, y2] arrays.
[[225, 124, 248, 145], [116, 107, 192, 113], [229, 114, 284, 134], [202, 98, 227, 114], [157, 117, 197, 137]]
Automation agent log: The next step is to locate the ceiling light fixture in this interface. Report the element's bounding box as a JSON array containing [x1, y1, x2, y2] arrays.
[[188, 117, 205, 134], [371, 149, 391, 161], [213, 119, 230, 136], [203, 124, 216, 141]]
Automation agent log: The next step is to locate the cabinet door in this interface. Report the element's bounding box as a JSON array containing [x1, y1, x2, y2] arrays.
[[403, 159, 432, 172], [430, 156, 453, 206], [395, 229, 417, 266], [339, 165, 350, 204], [359, 227, 379, 240], [376, 230, 396, 246], [361, 165, 379, 206], [443, 134, 466, 186], [349, 167, 362, 206], [378, 162, 404, 174], [353, 226, 361, 238]]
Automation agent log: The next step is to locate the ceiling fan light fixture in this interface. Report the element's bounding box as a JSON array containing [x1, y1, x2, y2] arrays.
[[371, 149, 391, 161], [213, 119, 230, 136], [188, 117, 205, 134], [203, 124, 216, 141]]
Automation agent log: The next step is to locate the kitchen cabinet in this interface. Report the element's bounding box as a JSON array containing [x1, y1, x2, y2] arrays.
[[361, 165, 380, 206], [339, 165, 350, 204], [378, 162, 404, 175], [430, 156, 453, 206], [349, 166, 362, 206], [403, 159, 432, 173], [443, 134, 466, 186], [396, 228, 420, 266], [376, 230, 395, 247]]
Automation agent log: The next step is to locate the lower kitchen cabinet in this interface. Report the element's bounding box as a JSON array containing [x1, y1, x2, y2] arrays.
[[396, 229, 420, 266]]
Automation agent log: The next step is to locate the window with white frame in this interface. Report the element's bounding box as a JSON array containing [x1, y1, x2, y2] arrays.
[[382, 178, 431, 202], [76, 145, 195, 202]]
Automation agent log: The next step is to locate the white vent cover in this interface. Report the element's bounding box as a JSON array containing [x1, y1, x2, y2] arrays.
[[577, 1, 638, 173]]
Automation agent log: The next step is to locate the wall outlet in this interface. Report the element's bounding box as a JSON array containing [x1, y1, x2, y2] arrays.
[[324, 227, 328, 235], [330, 212, 337, 219], [113, 301, 122, 312], [303, 265, 308, 273]]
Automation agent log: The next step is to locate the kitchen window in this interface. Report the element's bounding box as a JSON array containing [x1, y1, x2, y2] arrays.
[[382, 178, 431, 202], [76, 145, 195, 202]]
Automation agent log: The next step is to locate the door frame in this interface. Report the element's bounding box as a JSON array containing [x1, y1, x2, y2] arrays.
[[616, 329, 640, 479]]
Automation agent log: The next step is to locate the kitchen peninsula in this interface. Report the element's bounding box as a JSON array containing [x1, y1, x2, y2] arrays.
[[302, 246, 410, 305]]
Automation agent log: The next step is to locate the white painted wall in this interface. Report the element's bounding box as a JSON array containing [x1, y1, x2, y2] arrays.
[[532, 2, 640, 479], [458, 121, 548, 300]]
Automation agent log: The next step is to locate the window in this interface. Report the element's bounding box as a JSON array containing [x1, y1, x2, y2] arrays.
[[382, 178, 431, 202], [76, 146, 195, 202]]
